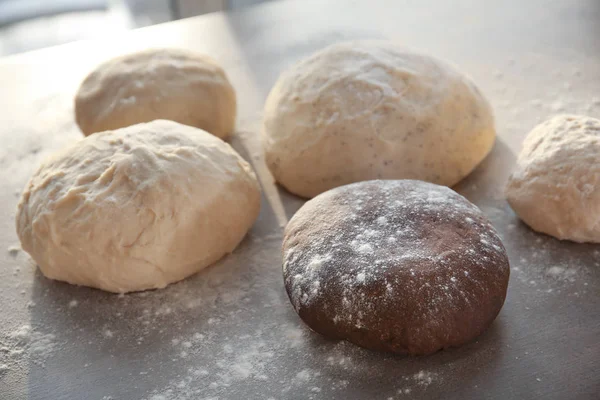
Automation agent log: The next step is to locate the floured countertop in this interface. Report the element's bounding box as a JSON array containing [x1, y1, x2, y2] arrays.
[[0, 0, 599, 399]]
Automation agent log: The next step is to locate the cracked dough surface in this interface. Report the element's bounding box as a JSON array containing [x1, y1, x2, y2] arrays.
[[263, 41, 496, 198], [75, 48, 236, 139], [16, 120, 260, 293], [506, 114, 600, 243]]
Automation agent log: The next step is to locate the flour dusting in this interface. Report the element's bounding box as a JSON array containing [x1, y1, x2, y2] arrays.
[[413, 370, 437, 386], [7, 245, 20, 257], [1, 325, 59, 368], [546, 266, 577, 282], [283, 180, 508, 334]]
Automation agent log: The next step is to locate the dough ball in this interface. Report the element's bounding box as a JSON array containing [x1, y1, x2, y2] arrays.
[[16, 120, 260, 293], [75, 48, 236, 139], [283, 180, 509, 355], [506, 115, 600, 243], [263, 41, 495, 198]]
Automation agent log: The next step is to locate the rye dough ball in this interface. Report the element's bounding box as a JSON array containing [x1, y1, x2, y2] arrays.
[[282, 180, 510, 354]]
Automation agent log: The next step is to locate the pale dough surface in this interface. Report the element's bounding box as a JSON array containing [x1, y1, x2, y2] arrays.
[[506, 115, 600, 243], [16, 120, 261, 293], [75, 48, 236, 139], [262, 41, 496, 198]]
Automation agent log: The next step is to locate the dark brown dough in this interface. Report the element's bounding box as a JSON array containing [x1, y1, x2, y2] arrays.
[[282, 180, 510, 355]]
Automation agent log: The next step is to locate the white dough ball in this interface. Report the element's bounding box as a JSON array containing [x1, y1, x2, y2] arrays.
[[262, 41, 495, 198], [16, 120, 261, 293], [506, 115, 600, 243], [75, 48, 236, 139]]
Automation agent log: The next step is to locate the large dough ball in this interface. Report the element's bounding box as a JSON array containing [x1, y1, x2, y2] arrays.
[[283, 180, 509, 355], [75, 48, 236, 139], [263, 41, 495, 198], [506, 115, 600, 243], [16, 120, 261, 293]]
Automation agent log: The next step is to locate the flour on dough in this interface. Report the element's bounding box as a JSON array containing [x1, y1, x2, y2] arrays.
[[262, 40, 495, 198], [75, 48, 236, 139], [506, 114, 600, 243], [16, 120, 261, 293]]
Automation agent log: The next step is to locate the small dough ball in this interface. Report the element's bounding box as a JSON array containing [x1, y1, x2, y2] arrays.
[[263, 41, 495, 198], [283, 180, 509, 355], [506, 115, 600, 243], [16, 120, 260, 293], [75, 48, 236, 139]]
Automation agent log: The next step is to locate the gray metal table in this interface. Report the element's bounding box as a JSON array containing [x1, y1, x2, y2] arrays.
[[0, 0, 599, 399]]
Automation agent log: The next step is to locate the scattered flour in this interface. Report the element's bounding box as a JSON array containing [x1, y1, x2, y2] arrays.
[[1, 325, 59, 368], [529, 99, 542, 108], [29, 332, 57, 359], [393, 370, 438, 395], [501, 217, 590, 298], [7, 245, 20, 257], [296, 369, 311, 381], [546, 266, 577, 282], [549, 100, 565, 112], [283, 326, 305, 348], [146, 335, 279, 400], [413, 370, 437, 386]]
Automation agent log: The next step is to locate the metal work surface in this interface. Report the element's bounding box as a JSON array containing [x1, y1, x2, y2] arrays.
[[0, 0, 599, 399]]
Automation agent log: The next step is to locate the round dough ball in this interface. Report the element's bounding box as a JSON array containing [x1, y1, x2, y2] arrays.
[[263, 41, 495, 198], [75, 48, 236, 139], [506, 115, 600, 243], [16, 120, 260, 293], [283, 180, 509, 355]]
